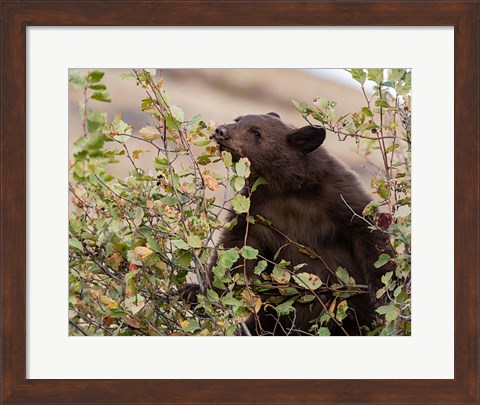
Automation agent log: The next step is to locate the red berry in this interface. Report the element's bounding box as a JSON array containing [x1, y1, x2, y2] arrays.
[[376, 212, 393, 231], [128, 263, 139, 272]]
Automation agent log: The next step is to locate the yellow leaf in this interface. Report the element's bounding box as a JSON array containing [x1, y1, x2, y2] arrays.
[[101, 296, 119, 309], [139, 125, 161, 140], [132, 149, 144, 159], [106, 252, 122, 270], [203, 173, 219, 191], [133, 246, 154, 262], [241, 289, 262, 313], [90, 289, 101, 299], [328, 298, 337, 314]]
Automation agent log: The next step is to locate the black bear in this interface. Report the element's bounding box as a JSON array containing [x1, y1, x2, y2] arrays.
[[183, 112, 393, 336]]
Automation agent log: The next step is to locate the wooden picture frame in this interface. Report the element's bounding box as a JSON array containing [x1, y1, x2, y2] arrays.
[[1, 1, 478, 403]]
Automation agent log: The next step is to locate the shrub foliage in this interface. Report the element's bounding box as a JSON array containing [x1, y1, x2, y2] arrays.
[[69, 69, 411, 336]]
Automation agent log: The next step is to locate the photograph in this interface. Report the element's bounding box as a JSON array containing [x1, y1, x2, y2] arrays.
[[68, 68, 412, 337], [3, 0, 477, 402]]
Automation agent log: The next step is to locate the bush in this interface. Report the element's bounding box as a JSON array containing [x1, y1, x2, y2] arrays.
[[68, 68, 411, 336]]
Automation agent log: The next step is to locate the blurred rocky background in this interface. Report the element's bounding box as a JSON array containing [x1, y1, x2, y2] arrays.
[[69, 69, 379, 186]]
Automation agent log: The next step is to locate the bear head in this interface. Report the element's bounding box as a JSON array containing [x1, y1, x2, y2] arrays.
[[211, 112, 326, 190]]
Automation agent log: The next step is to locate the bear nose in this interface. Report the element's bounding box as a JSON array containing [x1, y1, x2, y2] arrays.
[[210, 125, 229, 140]]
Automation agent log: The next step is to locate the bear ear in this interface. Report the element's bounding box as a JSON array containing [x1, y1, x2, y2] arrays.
[[267, 112, 281, 118], [287, 125, 326, 153]]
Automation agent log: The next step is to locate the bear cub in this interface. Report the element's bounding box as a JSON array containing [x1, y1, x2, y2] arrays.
[[184, 112, 393, 336]]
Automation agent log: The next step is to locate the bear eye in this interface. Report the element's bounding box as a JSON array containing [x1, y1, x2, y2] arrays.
[[251, 129, 261, 139]]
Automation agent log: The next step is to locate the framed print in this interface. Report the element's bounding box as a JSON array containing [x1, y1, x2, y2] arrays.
[[1, 1, 478, 404]]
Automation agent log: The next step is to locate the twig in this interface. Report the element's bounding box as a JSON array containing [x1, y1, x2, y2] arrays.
[[69, 319, 88, 336]]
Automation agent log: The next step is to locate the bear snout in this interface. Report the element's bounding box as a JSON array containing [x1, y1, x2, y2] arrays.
[[210, 125, 229, 140]]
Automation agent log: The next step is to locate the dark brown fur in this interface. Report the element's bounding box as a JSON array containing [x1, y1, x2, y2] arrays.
[[184, 113, 393, 336]]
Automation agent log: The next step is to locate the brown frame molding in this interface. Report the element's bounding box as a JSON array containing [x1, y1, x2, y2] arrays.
[[1, 1, 478, 404]]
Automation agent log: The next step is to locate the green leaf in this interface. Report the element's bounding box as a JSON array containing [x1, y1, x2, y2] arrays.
[[349, 69, 367, 85], [170, 105, 184, 124], [235, 158, 251, 178], [91, 91, 111, 102], [196, 153, 212, 166], [312, 111, 326, 124], [381, 271, 394, 286], [388, 68, 405, 82], [367, 68, 384, 85], [230, 176, 245, 192], [375, 99, 390, 108], [335, 266, 351, 285], [393, 286, 403, 299], [217, 249, 240, 269], [141, 230, 162, 253], [175, 250, 192, 268], [69, 219, 81, 235], [69, 71, 86, 90], [88, 84, 106, 90], [374, 253, 391, 268], [182, 319, 200, 333], [251, 177, 268, 193], [292, 272, 322, 290], [87, 111, 107, 133], [396, 71, 411, 95], [171, 239, 189, 250], [187, 234, 202, 249], [222, 151, 233, 168], [275, 297, 296, 315], [212, 266, 229, 289], [164, 113, 179, 130], [160, 196, 178, 205], [375, 304, 399, 322], [69, 238, 83, 251], [221, 296, 243, 308], [362, 201, 378, 217], [240, 245, 258, 260], [317, 327, 331, 336], [154, 157, 169, 168], [193, 138, 211, 147], [381, 80, 395, 89], [298, 294, 315, 303], [141, 98, 153, 111], [361, 107, 373, 117], [120, 72, 135, 80], [87, 70, 105, 83], [108, 113, 132, 143], [253, 260, 268, 275], [206, 289, 220, 302], [231, 194, 250, 214], [73, 132, 107, 158], [157, 87, 170, 106], [187, 114, 202, 133], [291, 99, 309, 114], [272, 266, 291, 284]]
